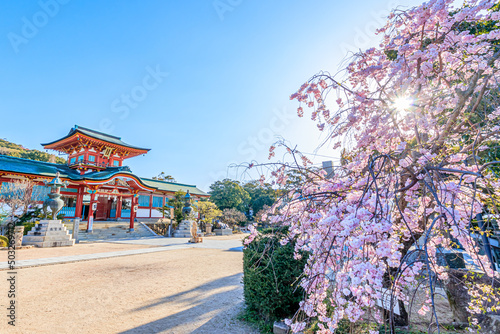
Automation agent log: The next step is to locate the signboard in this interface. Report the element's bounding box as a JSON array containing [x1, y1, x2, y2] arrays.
[[133, 205, 138, 213], [102, 147, 114, 158], [88, 216, 94, 232], [72, 218, 80, 242], [92, 202, 97, 210], [376, 288, 400, 315]]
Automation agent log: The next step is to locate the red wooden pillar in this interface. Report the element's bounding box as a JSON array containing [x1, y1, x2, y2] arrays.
[[87, 192, 96, 232], [75, 187, 84, 218], [116, 196, 122, 218], [130, 196, 137, 231], [162, 195, 165, 218], [149, 194, 153, 218]]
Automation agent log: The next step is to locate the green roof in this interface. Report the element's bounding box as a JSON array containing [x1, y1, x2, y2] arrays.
[[0, 154, 81, 179], [0, 154, 137, 181], [42, 125, 150, 151], [0, 155, 208, 196], [140, 178, 208, 197]]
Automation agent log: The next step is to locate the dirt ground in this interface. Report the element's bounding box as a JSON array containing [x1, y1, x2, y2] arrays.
[[204, 234, 249, 241], [0, 243, 259, 333], [11, 242, 158, 261]]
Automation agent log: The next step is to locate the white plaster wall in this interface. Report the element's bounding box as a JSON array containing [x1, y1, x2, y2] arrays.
[[137, 208, 150, 218], [150, 209, 163, 218]]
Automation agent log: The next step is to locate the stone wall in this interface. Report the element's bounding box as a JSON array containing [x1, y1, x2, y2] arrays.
[[144, 222, 170, 236]]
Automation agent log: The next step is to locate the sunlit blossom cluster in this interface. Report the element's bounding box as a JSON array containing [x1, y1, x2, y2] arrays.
[[246, 0, 500, 332]]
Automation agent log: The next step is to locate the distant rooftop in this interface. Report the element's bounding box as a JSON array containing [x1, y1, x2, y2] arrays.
[[141, 178, 208, 197], [42, 125, 150, 152]]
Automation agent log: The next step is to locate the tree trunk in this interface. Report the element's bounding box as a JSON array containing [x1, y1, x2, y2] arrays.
[[383, 268, 409, 328], [446, 268, 500, 326]]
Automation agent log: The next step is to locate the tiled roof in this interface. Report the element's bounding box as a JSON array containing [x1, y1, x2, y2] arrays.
[[0, 154, 81, 179], [0, 155, 207, 196], [140, 178, 208, 197], [41, 125, 150, 151]]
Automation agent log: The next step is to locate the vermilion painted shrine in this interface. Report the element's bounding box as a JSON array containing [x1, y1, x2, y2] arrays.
[[0, 125, 208, 230]]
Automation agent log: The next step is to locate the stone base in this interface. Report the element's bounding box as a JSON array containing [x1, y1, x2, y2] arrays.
[[189, 237, 203, 243], [214, 228, 232, 236], [0, 245, 34, 250], [23, 220, 75, 248], [273, 321, 289, 334], [173, 220, 201, 238], [480, 315, 500, 333]]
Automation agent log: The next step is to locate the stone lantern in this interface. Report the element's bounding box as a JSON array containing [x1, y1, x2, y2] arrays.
[[42, 172, 68, 220], [173, 190, 202, 242], [23, 172, 75, 247], [182, 191, 193, 218]]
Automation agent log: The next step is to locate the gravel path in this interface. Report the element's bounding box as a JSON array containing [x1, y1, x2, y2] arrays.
[[0, 236, 259, 334]]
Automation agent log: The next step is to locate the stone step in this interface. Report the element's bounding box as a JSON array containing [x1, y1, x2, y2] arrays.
[[27, 231, 71, 237], [172, 233, 191, 237], [24, 235, 73, 242], [79, 230, 152, 235], [27, 230, 69, 235], [23, 220, 76, 248], [32, 225, 70, 230], [214, 229, 233, 236], [23, 240, 75, 247], [80, 235, 153, 239], [74, 223, 157, 241]]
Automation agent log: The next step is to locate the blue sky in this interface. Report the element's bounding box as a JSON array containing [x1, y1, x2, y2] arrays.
[[0, 0, 422, 191]]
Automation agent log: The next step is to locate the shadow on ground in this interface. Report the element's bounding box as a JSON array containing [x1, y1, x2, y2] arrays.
[[119, 273, 257, 334]]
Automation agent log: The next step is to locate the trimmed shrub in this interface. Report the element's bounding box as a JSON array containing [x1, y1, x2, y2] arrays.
[[15, 208, 42, 234], [242, 227, 307, 331], [0, 235, 8, 247], [23, 222, 36, 236]]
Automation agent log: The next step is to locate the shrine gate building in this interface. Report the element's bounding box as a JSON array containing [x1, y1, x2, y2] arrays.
[[0, 125, 209, 231]]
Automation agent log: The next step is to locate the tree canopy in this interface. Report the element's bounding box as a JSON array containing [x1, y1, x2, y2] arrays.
[[245, 1, 500, 332], [0, 138, 66, 164], [196, 201, 222, 225], [152, 172, 176, 182], [208, 178, 279, 220], [209, 179, 250, 212], [243, 181, 277, 216], [221, 208, 247, 227], [158, 190, 185, 223]]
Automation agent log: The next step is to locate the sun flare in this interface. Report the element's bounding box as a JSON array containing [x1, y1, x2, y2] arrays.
[[392, 96, 413, 113]]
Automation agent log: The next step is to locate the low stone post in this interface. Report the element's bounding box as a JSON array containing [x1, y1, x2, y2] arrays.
[[72, 218, 80, 244], [14, 225, 24, 247], [205, 223, 212, 234]]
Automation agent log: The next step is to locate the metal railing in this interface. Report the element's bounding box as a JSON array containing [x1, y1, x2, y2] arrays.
[[69, 159, 108, 168], [60, 206, 76, 217]]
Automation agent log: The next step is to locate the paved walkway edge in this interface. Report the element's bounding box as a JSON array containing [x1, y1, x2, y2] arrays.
[[0, 245, 191, 270]]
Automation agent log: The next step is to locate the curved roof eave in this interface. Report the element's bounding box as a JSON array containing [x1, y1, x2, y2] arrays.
[[41, 126, 150, 152], [82, 171, 157, 192]]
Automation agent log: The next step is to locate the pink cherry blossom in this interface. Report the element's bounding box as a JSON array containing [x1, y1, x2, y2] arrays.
[[260, 1, 500, 332]]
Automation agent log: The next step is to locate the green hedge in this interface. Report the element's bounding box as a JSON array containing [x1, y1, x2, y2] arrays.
[[0, 235, 8, 247], [242, 227, 307, 331]]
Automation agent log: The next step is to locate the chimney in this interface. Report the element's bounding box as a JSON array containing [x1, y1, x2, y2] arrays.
[[322, 161, 334, 178]]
